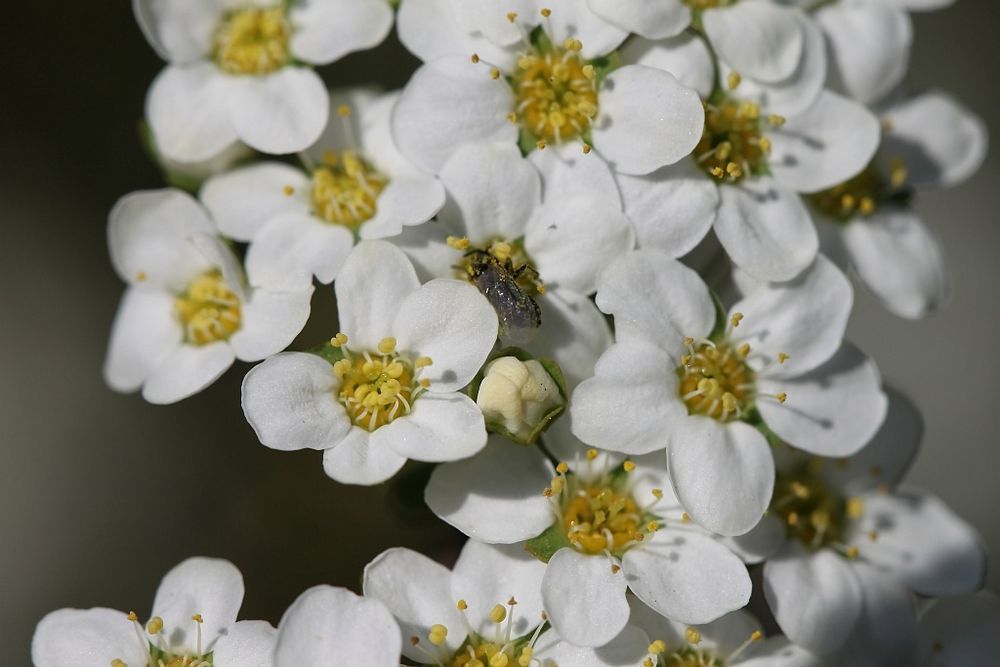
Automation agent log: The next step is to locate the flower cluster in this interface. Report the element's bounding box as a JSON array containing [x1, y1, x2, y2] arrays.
[[34, 0, 995, 665]]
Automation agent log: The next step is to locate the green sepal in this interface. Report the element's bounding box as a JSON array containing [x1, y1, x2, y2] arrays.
[[524, 523, 571, 563], [307, 340, 345, 366], [588, 51, 621, 87], [707, 289, 729, 341], [529, 25, 553, 53]]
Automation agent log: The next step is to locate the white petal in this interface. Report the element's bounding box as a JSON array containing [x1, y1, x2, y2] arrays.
[[719, 515, 787, 564], [529, 141, 621, 206], [540, 2, 629, 59], [879, 90, 989, 188], [595, 249, 715, 352], [570, 339, 683, 455], [305, 86, 380, 164], [628, 601, 762, 656], [290, 0, 393, 65], [525, 196, 635, 295], [108, 188, 215, 290], [200, 162, 310, 241], [151, 557, 244, 654], [836, 564, 918, 667], [739, 637, 825, 667], [376, 391, 487, 462], [731, 254, 852, 378], [104, 287, 182, 393], [592, 65, 704, 175], [142, 342, 236, 404], [818, 3, 911, 106], [230, 287, 313, 361], [133, 0, 220, 63], [763, 543, 863, 655], [617, 160, 718, 257], [392, 221, 457, 282], [32, 608, 149, 667], [241, 352, 351, 452], [437, 141, 540, 244], [274, 585, 401, 667], [397, 0, 517, 68], [587, 0, 689, 40], [212, 620, 277, 667], [713, 177, 817, 282], [619, 33, 714, 99], [623, 530, 751, 625], [917, 594, 1000, 667], [362, 549, 463, 661], [392, 56, 517, 175], [425, 435, 554, 543], [667, 418, 774, 536], [188, 232, 248, 302], [246, 213, 355, 289], [452, 540, 547, 637], [335, 240, 421, 352], [322, 427, 408, 485], [703, 3, 804, 83], [542, 549, 630, 648], [531, 288, 613, 389], [453, 0, 535, 47], [850, 487, 986, 597], [360, 175, 446, 240], [758, 342, 887, 458], [769, 91, 881, 194], [227, 68, 329, 155], [393, 279, 498, 391], [533, 625, 651, 667], [147, 64, 238, 163]]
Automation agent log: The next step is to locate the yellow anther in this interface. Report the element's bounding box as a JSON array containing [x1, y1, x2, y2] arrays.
[[414, 356, 433, 368], [787, 511, 799, 526], [471, 53, 481, 64], [726, 161, 743, 177], [536, 282, 546, 294], [681, 512, 691, 524], [457, 599, 468, 611], [890, 161, 908, 188], [490, 654, 510, 667], [610, 563, 621, 574], [775, 392, 788, 404], [648, 639, 667, 654], [651, 488, 663, 499], [508, 596, 517, 606], [683, 336, 695, 347], [777, 352, 790, 364], [540, 7, 551, 16], [758, 136, 772, 153], [791, 481, 810, 499], [135, 271, 147, 282], [737, 343, 751, 358], [191, 614, 203, 623], [419, 378, 431, 388], [332, 359, 351, 378], [582, 143, 592, 154], [646, 520, 659, 532], [710, 166, 725, 179], [846, 546, 860, 559], [282, 185, 295, 196], [586, 448, 599, 461], [751, 630, 763, 641], [127, 611, 138, 622], [112, 660, 128, 667], [685, 627, 702, 645], [859, 197, 876, 215], [582, 64, 596, 80], [768, 114, 786, 126], [623, 460, 636, 472], [490, 68, 501, 80], [377, 337, 397, 354], [447, 235, 471, 250], [722, 392, 737, 413], [841, 193, 857, 211], [536, 140, 547, 150], [489, 604, 507, 624], [730, 312, 744, 328], [543, 487, 554, 497], [847, 497, 865, 519], [336, 104, 351, 117], [410, 636, 420, 645], [506, 11, 518, 22], [330, 332, 348, 347], [556, 461, 569, 474], [507, 111, 518, 123], [146, 617, 164, 635], [550, 476, 565, 494], [644, 660, 654, 667], [429, 624, 448, 646], [869, 530, 880, 541]]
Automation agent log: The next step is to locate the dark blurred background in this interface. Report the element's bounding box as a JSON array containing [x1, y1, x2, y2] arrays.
[[1, 3, 997, 663]]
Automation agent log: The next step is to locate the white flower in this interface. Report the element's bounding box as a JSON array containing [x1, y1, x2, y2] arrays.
[[810, 90, 988, 318], [363, 540, 556, 666], [394, 141, 634, 388], [273, 585, 401, 667], [135, 0, 393, 161], [915, 593, 1000, 667], [32, 557, 274, 667], [393, 6, 704, 176], [201, 88, 446, 291], [571, 250, 887, 535], [757, 389, 986, 656], [103, 189, 313, 404], [424, 428, 751, 648], [241, 240, 497, 485], [477, 356, 564, 443]]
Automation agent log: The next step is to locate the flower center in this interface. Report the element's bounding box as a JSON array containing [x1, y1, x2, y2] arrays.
[[112, 612, 212, 667], [562, 484, 643, 556], [510, 38, 599, 145], [311, 151, 389, 230], [694, 95, 783, 183], [412, 598, 544, 667], [809, 159, 909, 222], [677, 339, 754, 422], [175, 271, 242, 345], [331, 335, 431, 432], [213, 6, 291, 75], [771, 460, 865, 554], [644, 628, 764, 667]]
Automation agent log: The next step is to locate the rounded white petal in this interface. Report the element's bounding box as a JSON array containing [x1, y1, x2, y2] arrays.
[[142, 342, 236, 404], [437, 141, 541, 243], [360, 175, 447, 240], [290, 0, 393, 65], [227, 68, 329, 155], [763, 543, 863, 655], [841, 207, 948, 319], [425, 436, 554, 543], [623, 529, 751, 625], [393, 221, 457, 282], [836, 564, 918, 667], [392, 56, 518, 175], [376, 391, 487, 462], [246, 212, 355, 289], [620, 33, 714, 99], [542, 548, 630, 648], [703, 3, 804, 83], [533, 625, 651, 667], [397, 0, 517, 68], [322, 427, 408, 485], [305, 86, 380, 164], [541, 2, 629, 59], [713, 177, 818, 282], [362, 549, 463, 661], [719, 515, 787, 565], [452, 540, 547, 637], [230, 286, 313, 361], [531, 288, 613, 390], [147, 63, 238, 163], [108, 189, 215, 290], [104, 287, 183, 393], [525, 196, 635, 295], [739, 637, 825, 667], [453, 0, 535, 47], [758, 342, 887, 458], [335, 240, 421, 352], [592, 65, 704, 175], [133, 0, 220, 63], [151, 557, 244, 654], [667, 419, 774, 536], [241, 352, 351, 452], [212, 620, 277, 667], [274, 585, 401, 667], [917, 594, 1000, 667], [587, 0, 689, 40], [769, 91, 881, 194], [32, 608, 149, 667], [200, 162, 310, 241], [529, 141, 621, 207]]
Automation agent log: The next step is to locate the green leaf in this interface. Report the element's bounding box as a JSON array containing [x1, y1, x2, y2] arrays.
[[524, 523, 570, 563]]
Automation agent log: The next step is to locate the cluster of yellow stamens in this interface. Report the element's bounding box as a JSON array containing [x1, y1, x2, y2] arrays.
[[310, 149, 388, 230], [642, 628, 763, 667], [213, 7, 291, 75], [449, 237, 546, 298], [410, 597, 546, 667], [331, 334, 432, 432], [111, 611, 210, 667], [809, 159, 908, 221], [175, 271, 241, 345]]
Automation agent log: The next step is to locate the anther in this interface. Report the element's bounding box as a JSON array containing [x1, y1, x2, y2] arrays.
[[415, 356, 433, 368], [622, 460, 636, 472], [685, 627, 702, 645], [191, 614, 203, 623], [586, 448, 598, 461], [506, 11, 518, 22], [457, 599, 468, 611], [648, 639, 667, 654], [540, 7, 551, 16], [727, 72, 742, 90], [428, 624, 448, 646], [471, 53, 480, 64], [730, 312, 744, 328], [556, 461, 569, 474], [777, 352, 790, 364], [491, 68, 501, 80], [337, 104, 351, 117], [681, 512, 691, 523], [536, 140, 547, 150], [447, 236, 471, 250], [146, 617, 163, 635], [767, 114, 786, 126], [490, 604, 507, 624], [283, 185, 295, 196], [582, 143, 592, 154], [127, 611, 138, 622], [330, 332, 349, 347], [377, 337, 397, 354], [610, 563, 621, 574], [775, 392, 788, 404]]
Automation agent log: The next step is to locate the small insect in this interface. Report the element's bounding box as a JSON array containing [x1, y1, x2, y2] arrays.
[[465, 250, 543, 344]]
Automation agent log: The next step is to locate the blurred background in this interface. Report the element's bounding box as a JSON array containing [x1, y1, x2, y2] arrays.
[[1, 2, 996, 662]]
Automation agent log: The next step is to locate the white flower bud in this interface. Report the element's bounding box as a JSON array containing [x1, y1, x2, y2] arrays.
[[477, 357, 562, 442]]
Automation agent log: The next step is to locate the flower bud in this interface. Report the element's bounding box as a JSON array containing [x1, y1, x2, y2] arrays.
[[476, 356, 564, 443]]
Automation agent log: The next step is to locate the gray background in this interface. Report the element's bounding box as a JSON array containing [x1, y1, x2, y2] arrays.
[[0, 3, 996, 663]]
